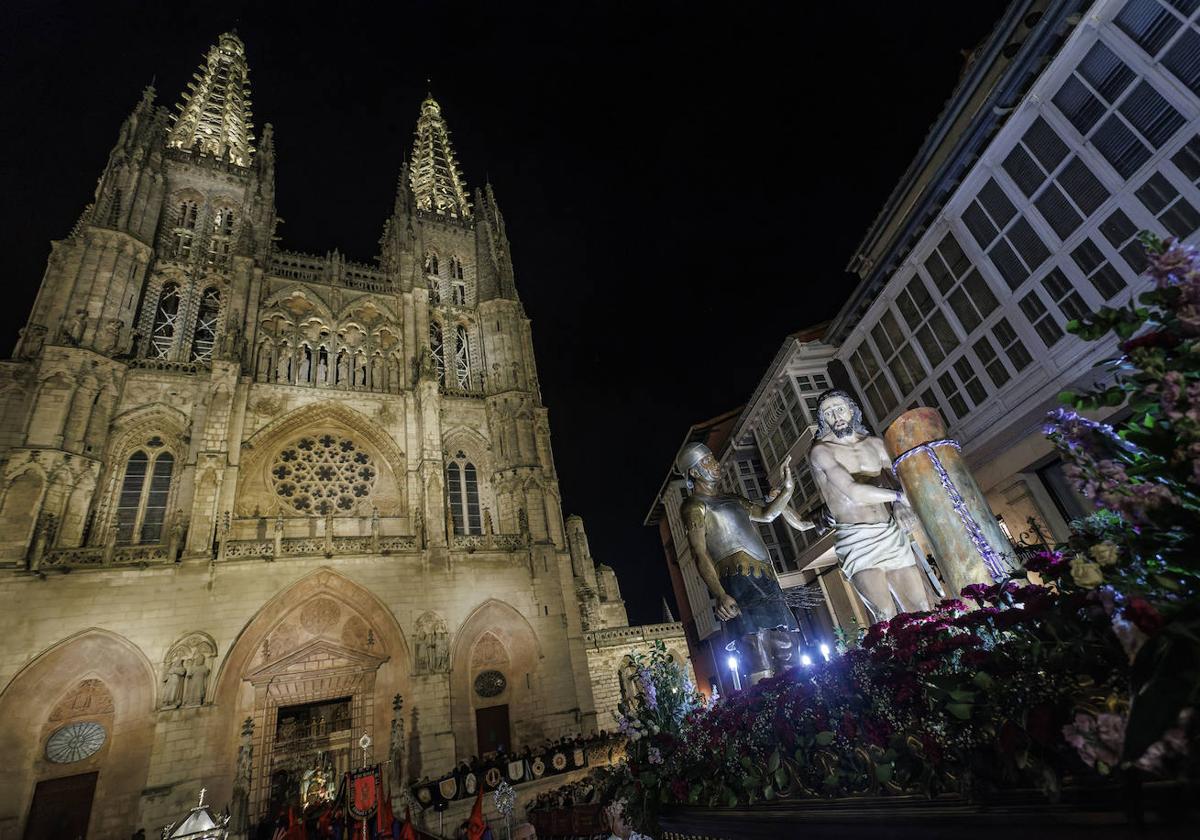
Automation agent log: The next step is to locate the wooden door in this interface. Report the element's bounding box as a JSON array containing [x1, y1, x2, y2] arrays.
[[24, 772, 98, 840], [475, 704, 511, 756]]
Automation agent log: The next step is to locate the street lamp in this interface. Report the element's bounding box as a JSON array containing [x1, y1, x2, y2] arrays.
[[800, 654, 813, 667], [726, 655, 742, 691], [819, 643, 831, 661]]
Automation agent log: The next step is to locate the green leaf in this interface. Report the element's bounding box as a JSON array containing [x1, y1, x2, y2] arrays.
[[815, 731, 835, 746], [948, 689, 976, 703], [946, 702, 973, 720], [739, 755, 752, 770], [793, 748, 807, 766], [762, 785, 776, 800], [767, 750, 780, 773], [972, 671, 995, 691], [774, 767, 789, 788], [875, 763, 894, 783]]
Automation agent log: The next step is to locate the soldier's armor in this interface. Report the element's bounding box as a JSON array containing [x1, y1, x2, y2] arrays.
[[685, 493, 770, 564]]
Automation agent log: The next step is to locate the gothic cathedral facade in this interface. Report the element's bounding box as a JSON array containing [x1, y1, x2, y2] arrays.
[[0, 33, 689, 839]]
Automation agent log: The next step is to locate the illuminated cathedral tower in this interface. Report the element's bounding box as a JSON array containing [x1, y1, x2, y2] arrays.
[[0, 32, 690, 839]]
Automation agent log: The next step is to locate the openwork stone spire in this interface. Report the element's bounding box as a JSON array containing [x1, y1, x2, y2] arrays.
[[409, 95, 471, 218], [167, 32, 255, 166]]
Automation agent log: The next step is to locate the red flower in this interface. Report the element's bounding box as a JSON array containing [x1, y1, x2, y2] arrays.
[[1025, 550, 1069, 580], [961, 583, 994, 604], [1125, 597, 1165, 635]]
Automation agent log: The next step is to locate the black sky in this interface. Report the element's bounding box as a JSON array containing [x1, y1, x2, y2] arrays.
[[0, 0, 1009, 624]]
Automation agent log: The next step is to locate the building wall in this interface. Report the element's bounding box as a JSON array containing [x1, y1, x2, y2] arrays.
[[583, 624, 695, 732], [836, 0, 1200, 538]]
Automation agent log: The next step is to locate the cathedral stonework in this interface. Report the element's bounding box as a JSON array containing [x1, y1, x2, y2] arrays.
[[0, 32, 691, 839]]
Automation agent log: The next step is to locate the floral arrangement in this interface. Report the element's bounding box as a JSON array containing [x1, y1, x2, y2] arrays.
[[595, 235, 1200, 832]]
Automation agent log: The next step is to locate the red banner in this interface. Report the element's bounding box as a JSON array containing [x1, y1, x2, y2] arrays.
[[347, 767, 380, 819]]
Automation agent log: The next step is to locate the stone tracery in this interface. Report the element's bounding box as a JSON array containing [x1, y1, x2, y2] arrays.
[[270, 434, 377, 515]]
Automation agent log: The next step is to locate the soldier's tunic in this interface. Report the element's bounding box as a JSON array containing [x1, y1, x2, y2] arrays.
[[682, 492, 797, 639]]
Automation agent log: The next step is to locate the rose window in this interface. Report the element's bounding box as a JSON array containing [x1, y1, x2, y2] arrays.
[[271, 435, 376, 514]]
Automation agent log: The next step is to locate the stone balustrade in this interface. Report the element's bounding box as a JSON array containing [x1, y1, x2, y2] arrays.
[[38, 542, 174, 570], [583, 621, 687, 650]]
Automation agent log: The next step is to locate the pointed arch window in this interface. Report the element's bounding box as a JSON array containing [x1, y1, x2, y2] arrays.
[[172, 201, 199, 260], [207, 207, 235, 267], [425, 253, 440, 275], [454, 324, 471, 389], [446, 453, 482, 535], [190, 287, 221, 362], [151, 283, 181, 359], [115, 449, 174, 544], [452, 283, 467, 306], [429, 322, 446, 384]]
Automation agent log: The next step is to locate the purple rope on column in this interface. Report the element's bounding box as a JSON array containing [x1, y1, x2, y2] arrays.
[[892, 439, 1005, 581]]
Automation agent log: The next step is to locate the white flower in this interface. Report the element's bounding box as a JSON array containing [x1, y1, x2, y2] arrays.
[[1090, 541, 1120, 568], [1069, 556, 1104, 588]]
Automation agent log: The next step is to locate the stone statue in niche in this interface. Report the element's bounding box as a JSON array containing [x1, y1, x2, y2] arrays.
[[161, 657, 187, 709], [183, 653, 211, 706], [433, 626, 449, 673], [413, 612, 449, 675], [161, 632, 217, 708], [808, 390, 931, 623]]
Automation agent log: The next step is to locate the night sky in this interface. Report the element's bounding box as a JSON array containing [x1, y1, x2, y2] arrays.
[[1, 1, 1009, 624]]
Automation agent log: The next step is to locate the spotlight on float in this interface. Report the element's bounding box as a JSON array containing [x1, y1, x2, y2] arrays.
[[800, 654, 813, 668], [726, 655, 742, 691], [819, 643, 831, 661]]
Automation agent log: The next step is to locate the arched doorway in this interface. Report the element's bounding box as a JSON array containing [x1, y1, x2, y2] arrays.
[[211, 569, 410, 825], [0, 629, 156, 839], [449, 600, 542, 759]]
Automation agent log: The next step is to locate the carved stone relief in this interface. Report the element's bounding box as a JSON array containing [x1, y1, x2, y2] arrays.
[[161, 631, 218, 709]]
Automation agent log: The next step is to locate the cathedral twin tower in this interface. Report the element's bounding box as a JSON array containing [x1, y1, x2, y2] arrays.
[[4, 30, 548, 559], [0, 31, 658, 838]]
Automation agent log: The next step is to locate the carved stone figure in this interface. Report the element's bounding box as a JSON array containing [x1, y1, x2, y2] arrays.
[[163, 632, 217, 708], [99, 319, 123, 354], [230, 718, 253, 837], [677, 443, 799, 683], [432, 626, 449, 673], [183, 653, 210, 706], [161, 657, 187, 709], [808, 390, 931, 623], [62, 309, 86, 346], [414, 612, 449, 675], [483, 507, 494, 536], [19, 324, 47, 359]]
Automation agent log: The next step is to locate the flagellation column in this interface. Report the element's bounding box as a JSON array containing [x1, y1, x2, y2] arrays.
[[884, 408, 1013, 599]]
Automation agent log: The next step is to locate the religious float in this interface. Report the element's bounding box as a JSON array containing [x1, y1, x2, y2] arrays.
[[539, 237, 1200, 839]]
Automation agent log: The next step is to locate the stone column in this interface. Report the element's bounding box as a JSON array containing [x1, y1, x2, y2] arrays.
[[884, 408, 1011, 599]]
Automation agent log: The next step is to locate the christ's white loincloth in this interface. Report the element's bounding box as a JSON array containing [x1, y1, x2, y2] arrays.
[[832, 517, 918, 579]]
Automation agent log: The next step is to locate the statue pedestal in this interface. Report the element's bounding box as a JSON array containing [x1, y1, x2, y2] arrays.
[[883, 408, 1011, 599]]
